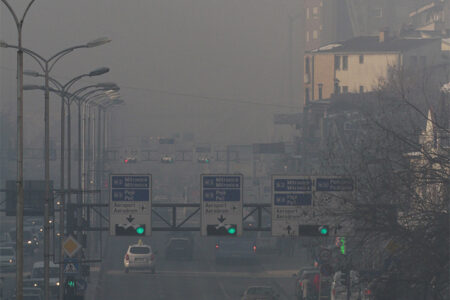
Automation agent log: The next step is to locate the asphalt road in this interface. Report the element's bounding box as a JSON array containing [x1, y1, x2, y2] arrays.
[[93, 232, 306, 300]]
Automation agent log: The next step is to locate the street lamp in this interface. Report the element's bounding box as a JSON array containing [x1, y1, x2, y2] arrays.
[[0, 1, 36, 299], [23, 69, 110, 300]]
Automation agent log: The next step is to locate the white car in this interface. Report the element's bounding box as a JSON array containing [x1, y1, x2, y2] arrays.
[[0, 246, 16, 271], [123, 240, 156, 273]]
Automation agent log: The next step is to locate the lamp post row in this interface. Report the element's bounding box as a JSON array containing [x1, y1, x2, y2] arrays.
[[0, 2, 118, 299]]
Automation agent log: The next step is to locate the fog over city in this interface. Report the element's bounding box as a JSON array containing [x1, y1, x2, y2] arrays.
[[0, 1, 448, 300]]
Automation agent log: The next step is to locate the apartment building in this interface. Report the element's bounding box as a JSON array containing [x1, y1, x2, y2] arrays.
[[304, 31, 442, 103]]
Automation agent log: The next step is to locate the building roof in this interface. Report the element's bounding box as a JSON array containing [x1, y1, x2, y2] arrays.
[[310, 36, 440, 54]]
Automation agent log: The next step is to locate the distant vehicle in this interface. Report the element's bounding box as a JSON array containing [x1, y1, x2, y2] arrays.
[[165, 238, 193, 260], [124, 239, 156, 273], [124, 157, 137, 164], [241, 286, 280, 300], [293, 268, 320, 300], [254, 232, 279, 254], [215, 238, 257, 264], [31, 261, 60, 299], [160, 154, 174, 163], [0, 247, 15, 271], [331, 270, 361, 300]]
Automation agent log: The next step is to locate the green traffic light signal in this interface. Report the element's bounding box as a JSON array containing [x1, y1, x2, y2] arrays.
[[67, 280, 75, 288], [227, 227, 236, 235], [136, 227, 145, 235], [319, 226, 329, 235]]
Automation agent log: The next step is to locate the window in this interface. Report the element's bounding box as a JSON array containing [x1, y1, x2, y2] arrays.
[[359, 55, 364, 64], [130, 246, 151, 254], [313, 30, 318, 40], [306, 31, 310, 42], [306, 8, 310, 19], [312, 7, 319, 19], [334, 82, 340, 94], [305, 57, 310, 74], [334, 55, 341, 70], [374, 8, 383, 18], [359, 86, 364, 93], [305, 88, 310, 102], [343, 86, 349, 93], [318, 84, 323, 100], [343, 56, 348, 70]]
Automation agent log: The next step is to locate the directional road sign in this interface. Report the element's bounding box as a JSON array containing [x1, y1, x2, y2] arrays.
[[314, 176, 355, 236], [63, 258, 79, 274], [201, 174, 243, 236], [271, 175, 313, 237], [110, 174, 152, 236]]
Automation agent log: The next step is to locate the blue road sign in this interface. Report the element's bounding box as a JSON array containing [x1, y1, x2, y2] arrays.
[[316, 178, 354, 192], [201, 174, 243, 236], [111, 189, 149, 201], [274, 193, 312, 206], [111, 175, 150, 188], [273, 178, 312, 192]]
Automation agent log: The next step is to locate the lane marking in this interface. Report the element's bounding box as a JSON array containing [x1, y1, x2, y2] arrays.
[[104, 269, 296, 279]]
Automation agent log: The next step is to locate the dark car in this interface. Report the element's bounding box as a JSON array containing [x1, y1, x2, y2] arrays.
[[165, 238, 193, 260]]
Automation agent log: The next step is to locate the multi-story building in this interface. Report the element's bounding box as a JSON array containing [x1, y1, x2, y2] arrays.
[[304, 0, 428, 52], [304, 31, 442, 103]]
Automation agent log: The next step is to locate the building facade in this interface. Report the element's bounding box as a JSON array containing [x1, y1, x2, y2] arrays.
[[304, 33, 442, 104]]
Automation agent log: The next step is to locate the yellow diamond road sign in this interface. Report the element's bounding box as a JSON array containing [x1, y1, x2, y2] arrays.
[[63, 236, 81, 257]]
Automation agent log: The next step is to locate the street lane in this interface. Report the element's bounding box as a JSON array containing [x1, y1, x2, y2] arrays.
[[95, 232, 302, 300]]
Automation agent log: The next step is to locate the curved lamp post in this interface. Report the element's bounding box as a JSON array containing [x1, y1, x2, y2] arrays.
[[0, 1, 36, 299], [22, 69, 111, 299]]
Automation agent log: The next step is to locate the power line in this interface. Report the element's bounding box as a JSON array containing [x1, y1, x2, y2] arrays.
[[0, 65, 298, 109]]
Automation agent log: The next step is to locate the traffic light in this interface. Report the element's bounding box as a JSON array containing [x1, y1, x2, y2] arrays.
[[161, 155, 174, 163], [206, 224, 237, 236], [64, 276, 76, 296], [115, 224, 146, 236], [197, 157, 210, 164], [298, 225, 330, 236]]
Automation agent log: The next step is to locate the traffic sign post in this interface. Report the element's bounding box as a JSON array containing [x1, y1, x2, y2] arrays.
[[271, 175, 355, 237], [63, 258, 80, 275], [63, 235, 82, 258], [315, 176, 355, 236], [271, 175, 313, 237], [201, 174, 243, 236], [109, 174, 152, 236]]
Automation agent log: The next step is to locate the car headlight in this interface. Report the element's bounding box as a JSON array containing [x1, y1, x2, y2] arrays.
[[56, 282, 60, 286], [27, 240, 32, 244], [9, 259, 14, 263], [40, 228, 43, 232]]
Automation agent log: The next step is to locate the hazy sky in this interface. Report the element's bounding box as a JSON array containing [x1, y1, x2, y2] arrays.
[[1, 0, 303, 147]]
